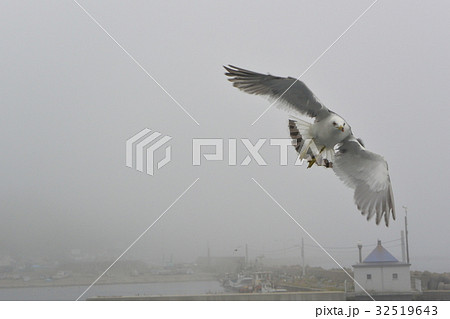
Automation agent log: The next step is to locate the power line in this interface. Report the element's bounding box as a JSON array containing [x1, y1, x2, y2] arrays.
[[245, 238, 402, 255], [304, 238, 401, 250]]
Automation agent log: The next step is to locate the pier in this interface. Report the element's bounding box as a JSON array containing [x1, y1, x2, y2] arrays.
[[87, 291, 345, 301]]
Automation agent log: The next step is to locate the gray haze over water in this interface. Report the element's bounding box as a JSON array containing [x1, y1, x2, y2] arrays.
[[1, 1, 449, 272], [0, 281, 223, 301]]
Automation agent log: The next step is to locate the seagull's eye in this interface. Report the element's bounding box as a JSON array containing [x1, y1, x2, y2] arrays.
[[343, 123, 346, 126], [332, 121, 336, 125]]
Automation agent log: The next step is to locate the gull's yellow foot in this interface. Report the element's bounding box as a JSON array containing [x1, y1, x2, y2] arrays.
[[307, 157, 317, 168], [307, 147, 326, 168]]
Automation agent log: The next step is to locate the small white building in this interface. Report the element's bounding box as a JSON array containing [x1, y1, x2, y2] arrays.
[[353, 240, 411, 293]]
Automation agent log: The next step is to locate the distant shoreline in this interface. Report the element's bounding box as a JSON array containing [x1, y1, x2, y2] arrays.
[[0, 273, 217, 289]]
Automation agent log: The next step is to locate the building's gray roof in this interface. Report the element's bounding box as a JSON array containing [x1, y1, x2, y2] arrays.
[[363, 240, 399, 263]]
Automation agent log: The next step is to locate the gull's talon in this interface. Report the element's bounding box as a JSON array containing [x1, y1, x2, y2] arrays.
[[307, 157, 316, 168]]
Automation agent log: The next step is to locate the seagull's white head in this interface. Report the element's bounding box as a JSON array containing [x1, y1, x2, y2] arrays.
[[331, 115, 348, 133]]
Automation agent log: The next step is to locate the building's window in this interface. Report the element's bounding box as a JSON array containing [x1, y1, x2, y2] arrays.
[[367, 274, 372, 280], [393, 273, 398, 279]]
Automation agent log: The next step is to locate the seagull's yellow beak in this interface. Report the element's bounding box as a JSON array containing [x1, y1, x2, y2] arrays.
[[338, 125, 344, 132]]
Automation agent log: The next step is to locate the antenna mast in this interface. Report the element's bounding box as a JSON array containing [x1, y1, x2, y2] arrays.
[[402, 206, 410, 264]]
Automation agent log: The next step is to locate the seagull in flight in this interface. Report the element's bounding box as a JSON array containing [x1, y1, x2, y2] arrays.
[[224, 65, 395, 226]]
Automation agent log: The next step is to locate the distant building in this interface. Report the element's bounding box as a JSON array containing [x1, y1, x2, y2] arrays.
[[353, 240, 411, 294], [196, 256, 245, 273]]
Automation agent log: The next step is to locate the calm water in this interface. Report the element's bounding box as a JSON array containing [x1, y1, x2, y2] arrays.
[[0, 280, 224, 301]]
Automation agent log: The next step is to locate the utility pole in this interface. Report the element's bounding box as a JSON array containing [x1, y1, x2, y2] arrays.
[[403, 206, 410, 264], [357, 241, 363, 263], [301, 237, 305, 277], [207, 241, 211, 267], [245, 244, 248, 266], [400, 230, 406, 263]]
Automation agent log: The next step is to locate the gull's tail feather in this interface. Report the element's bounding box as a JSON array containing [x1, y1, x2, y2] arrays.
[[289, 119, 313, 158], [289, 119, 334, 167]]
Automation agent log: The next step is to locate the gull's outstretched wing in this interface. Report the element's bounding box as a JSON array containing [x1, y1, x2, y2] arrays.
[[333, 137, 396, 226], [224, 65, 329, 119]]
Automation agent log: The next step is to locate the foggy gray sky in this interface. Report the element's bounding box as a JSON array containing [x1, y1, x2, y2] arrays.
[[1, 1, 449, 272]]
